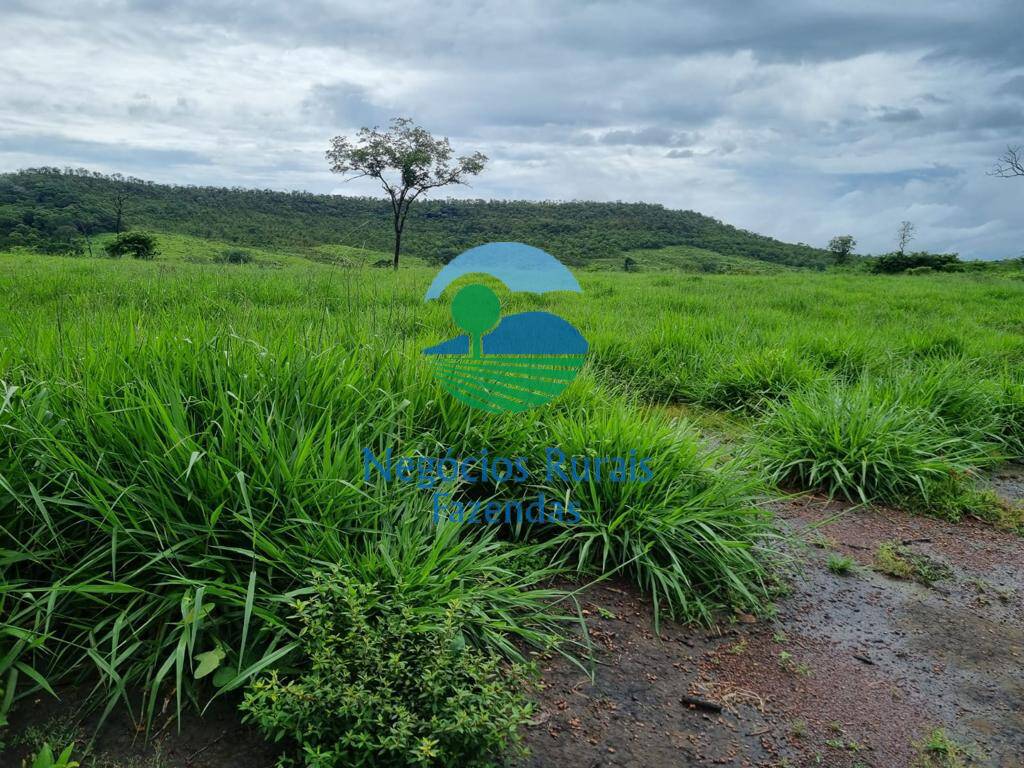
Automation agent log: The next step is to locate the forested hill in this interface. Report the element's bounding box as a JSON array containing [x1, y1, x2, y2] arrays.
[[0, 167, 830, 268]]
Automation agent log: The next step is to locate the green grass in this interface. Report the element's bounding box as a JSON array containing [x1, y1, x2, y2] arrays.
[[912, 727, 975, 767], [0, 249, 778, 744], [3, 246, 1024, 762], [760, 381, 993, 506], [826, 554, 856, 575]]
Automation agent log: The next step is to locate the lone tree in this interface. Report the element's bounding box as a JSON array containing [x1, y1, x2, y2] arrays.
[[896, 220, 916, 256], [827, 235, 856, 265], [104, 231, 157, 260], [990, 146, 1024, 178], [326, 118, 487, 270]]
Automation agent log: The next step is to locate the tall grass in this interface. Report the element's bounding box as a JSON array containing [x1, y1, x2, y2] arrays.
[[0, 253, 780, 737], [0, 335, 567, 730], [3, 249, 1024, 745], [540, 403, 774, 624], [760, 381, 993, 507]]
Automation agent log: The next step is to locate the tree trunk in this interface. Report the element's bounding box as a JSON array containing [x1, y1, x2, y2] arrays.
[[393, 226, 402, 270]]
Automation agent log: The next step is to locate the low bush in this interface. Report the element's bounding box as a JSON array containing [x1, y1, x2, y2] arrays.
[[870, 252, 962, 274], [218, 249, 253, 264], [103, 231, 158, 260], [242, 570, 534, 768]]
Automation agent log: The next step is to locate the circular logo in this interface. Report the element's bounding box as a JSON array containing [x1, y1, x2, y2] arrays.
[[422, 242, 588, 413]]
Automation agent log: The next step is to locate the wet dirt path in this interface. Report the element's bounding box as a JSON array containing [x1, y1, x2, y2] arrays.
[[523, 492, 1024, 767]]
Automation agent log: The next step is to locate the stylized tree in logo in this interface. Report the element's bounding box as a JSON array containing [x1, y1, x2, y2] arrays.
[[451, 284, 500, 358], [422, 243, 588, 413]]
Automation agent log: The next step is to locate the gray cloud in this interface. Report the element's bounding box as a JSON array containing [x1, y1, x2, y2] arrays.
[[599, 128, 699, 147], [0, 0, 1022, 258], [878, 107, 924, 123], [302, 82, 385, 127], [0, 133, 210, 167], [997, 75, 1024, 98]]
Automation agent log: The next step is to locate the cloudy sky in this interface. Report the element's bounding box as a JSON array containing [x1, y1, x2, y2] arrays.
[[2, 1, 1022, 258]]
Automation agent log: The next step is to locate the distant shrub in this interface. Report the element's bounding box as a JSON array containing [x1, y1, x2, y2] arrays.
[[870, 252, 961, 274], [905, 266, 934, 275], [218, 249, 253, 264], [104, 231, 157, 260], [242, 570, 533, 768]]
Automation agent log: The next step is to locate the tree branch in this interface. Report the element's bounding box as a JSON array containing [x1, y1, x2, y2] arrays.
[[990, 146, 1024, 178]]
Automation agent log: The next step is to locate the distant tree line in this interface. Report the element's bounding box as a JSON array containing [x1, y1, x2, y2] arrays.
[[0, 167, 833, 268], [868, 251, 963, 274]]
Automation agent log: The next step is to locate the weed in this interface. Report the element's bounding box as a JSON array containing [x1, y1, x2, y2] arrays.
[[912, 728, 974, 767], [728, 639, 749, 655], [874, 542, 953, 585], [21, 743, 79, 768], [826, 554, 856, 575]]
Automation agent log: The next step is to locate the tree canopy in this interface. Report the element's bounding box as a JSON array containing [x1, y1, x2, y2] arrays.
[[327, 118, 487, 269]]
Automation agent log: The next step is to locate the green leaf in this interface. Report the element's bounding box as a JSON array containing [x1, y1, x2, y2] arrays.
[[212, 665, 236, 688], [193, 647, 225, 679]]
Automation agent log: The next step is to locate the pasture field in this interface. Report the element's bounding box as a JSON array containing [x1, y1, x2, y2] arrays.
[[2, 241, 1024, 766]]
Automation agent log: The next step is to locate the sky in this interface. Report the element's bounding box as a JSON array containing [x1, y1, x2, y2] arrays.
[[1, 0, 1022, 259]]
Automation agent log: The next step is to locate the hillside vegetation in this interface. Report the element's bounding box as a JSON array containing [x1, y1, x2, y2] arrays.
[[0, 167, 830, 268]]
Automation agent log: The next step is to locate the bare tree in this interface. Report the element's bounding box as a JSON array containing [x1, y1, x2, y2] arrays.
[[74, 219, 95, 257], [896, 220, 915, 256], [109, 176, 130, 234], [326, 118, 487, 269], [990, 146, 1024, 178]]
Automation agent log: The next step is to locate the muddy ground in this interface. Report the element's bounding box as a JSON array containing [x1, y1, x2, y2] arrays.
[[4, 482, 1022, 767], [521, 493, 1024, 768]]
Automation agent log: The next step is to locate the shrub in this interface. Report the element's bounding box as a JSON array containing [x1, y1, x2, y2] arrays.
[[870, 252, 962, 274], [103, 231, 158, 260], [242, 571, 534, 768], [219, 249, 253, 264]]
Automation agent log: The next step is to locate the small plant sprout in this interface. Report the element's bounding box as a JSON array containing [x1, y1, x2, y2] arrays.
[[827, 554, 856, 575]]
